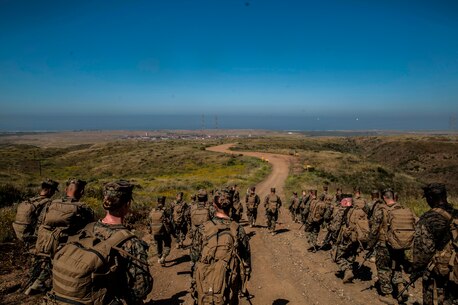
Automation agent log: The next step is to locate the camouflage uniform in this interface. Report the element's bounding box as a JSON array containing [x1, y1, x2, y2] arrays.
[[92, 221, 152, 304], [334, 201, 363, 282], [413, 190, 458, 305], [323, 200, 347, 248], [322, 193, 343, 247], [149, 205, 173, 265], [28, 195, 94, 295], [299, 192, 311, 223], [190, 202, 211, 265], [353, 194, 367, 210], [288, 193, 301, 223], [231, 189, 243, 223], [245, 191, 260, 227], [264, 191, 282, 234], [192, 215, 251, 304], [169, 196, 189, 248], [303, 193, 324, 251], [367, 201, 408, 296]]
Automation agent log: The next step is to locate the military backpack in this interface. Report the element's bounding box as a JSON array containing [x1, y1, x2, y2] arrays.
[[194, 220, 240, 305], [191, 204, 210, 229], [35, 200, 89, 257], [308, 200, 327, 224], [346, 207, 370, 243], [49, 223, 136, 305], [383, 203, 416, 250], [429, 208, 458, 284], [150, 208, 166, 236], [13, 196, 50, 241]]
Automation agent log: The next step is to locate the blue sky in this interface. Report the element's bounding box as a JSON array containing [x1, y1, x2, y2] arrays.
[[1, 0, 458, 119]]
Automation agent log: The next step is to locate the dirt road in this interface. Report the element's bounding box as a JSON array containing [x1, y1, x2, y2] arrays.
[[149, 143, 420, 305]]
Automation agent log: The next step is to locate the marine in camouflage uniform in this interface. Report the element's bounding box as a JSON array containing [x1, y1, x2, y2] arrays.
[[363, 190, 382, 220], [190, 189, 211, 265], [245, 186, 260, 227], [149, 196, 173, 266], [299, 190, 311, 223], [320, 185, 334, 223], [367, 189, 409, 302], [14, 179, 59, 249], [191, 190, 251, 305], [15, 180, 58, 295], [288, 192, 301, 223], [322, 188, 343, 248], [169, 192, 189, 249], [44, 180, 152, 304], [352, 187, 367, 210], [264, 188, 282, 235], [333, 197, 358, 283], [230, 184, 243, 223], [303, 190, 323, 251], [26, 179, 93, 296], [412, 183, 458, 305]]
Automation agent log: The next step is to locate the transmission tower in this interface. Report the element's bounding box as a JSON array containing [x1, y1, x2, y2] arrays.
[[215, 115, 219, 130]]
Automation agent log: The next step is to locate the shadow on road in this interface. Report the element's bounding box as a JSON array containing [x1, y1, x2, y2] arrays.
[[148, 290, 188, 304], [274, 228, 290, 235], [167, 254, 190, 267], [272, 298, 290, 305]]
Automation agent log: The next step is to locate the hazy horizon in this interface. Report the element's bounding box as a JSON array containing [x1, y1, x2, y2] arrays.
[[1, 113, 455, 132]]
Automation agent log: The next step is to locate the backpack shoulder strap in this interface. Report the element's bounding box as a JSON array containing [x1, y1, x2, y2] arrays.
[[106, 228, 136, 248], [432, 208, 453, 222]]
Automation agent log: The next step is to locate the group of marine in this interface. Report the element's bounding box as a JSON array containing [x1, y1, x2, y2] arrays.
[[287, 184, 457, 305], [11, 177, 458, 305]]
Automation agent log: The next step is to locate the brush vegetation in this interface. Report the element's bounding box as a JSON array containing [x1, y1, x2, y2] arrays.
[[233, 135, 458, 215], [0, 140, 270, 242]]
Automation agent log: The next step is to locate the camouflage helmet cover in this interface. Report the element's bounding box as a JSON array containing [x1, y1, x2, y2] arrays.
[[103, 180, 134, 210], [422, 183, 446, 197], [42, 179, 59, 191]]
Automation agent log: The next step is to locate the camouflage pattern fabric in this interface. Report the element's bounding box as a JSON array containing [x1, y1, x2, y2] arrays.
[[266, 210, 278, 232], [375, 244, 407, 295], [367, 202, 408, 296], [148, 207, 173, 262], [28, 196, 94, 293], [289, 196, 301, 222], [306, 223, 321, 249], [191, 215, 251, 303], [353, 195, 367, 210], [335, 238, 359, 272], [245, 193, 260, 226], [323, 205, 348, 247], [170, 200, 189, 247], [92, 221, 152, 303], [413, 204, 458, 305]]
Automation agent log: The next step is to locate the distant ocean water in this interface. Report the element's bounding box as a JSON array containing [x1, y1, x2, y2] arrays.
[[0, 114, 453, 132]]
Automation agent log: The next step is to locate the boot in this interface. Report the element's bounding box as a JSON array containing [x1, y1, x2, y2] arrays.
[[24, 280, 46, 296], [342, 269, 354, 284]]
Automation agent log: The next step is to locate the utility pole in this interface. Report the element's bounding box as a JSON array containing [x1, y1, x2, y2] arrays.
[[215, 115, 219, 130]]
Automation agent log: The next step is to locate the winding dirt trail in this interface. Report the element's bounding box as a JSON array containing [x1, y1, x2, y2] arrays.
[[148, 144, 418, 305]]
